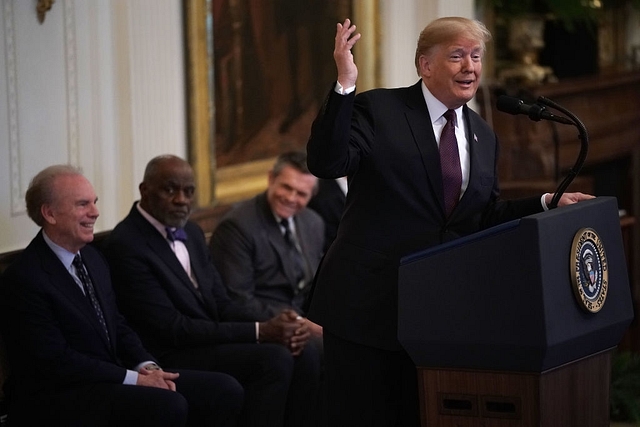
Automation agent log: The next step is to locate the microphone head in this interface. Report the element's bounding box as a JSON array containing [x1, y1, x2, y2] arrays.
[[496, 95, 524, 115]]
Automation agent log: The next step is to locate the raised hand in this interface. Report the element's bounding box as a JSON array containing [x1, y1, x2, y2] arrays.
[[334, 18, 361, 89]]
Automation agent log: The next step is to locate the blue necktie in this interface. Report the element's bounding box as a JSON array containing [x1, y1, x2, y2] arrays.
[[166, 227, 188, 242]]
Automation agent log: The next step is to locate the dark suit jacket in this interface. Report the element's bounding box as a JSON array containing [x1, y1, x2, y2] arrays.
[[0, 231, 156, 399], [307, 178, 346, 252], [103, 204, 256, 361], [306, 81, 544, 350], [210, 192, 325, 320]]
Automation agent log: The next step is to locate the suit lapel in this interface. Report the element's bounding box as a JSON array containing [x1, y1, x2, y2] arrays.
[[34, 234, 113, 352], [454, 106, 491, 218], [130, 208, 203, 301], [257, 194, 301, 289], [403, 81, 447, 215]]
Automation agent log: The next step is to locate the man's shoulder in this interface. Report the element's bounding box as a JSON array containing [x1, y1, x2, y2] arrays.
[[1, 234, 60, 293], [298, 206, 324, 225], [356, 84, 422, 114], [184, 220, 207, 242], [103, 212, 149, 261], [359, 82, 418, 97], [358, 86, 406, 100], [109, 208, 146, 240], [2, 237, 42, 281], [220, 196, 262, 225]]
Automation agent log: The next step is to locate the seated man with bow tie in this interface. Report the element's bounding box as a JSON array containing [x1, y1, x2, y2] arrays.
[[103, 154, 321, 427], [0, 164, 243, 427]]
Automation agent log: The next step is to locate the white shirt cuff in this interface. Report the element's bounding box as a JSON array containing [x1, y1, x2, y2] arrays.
[[335, 81, 356, 95], [541, 193, 550, 211], [124, 369, 138, 385]]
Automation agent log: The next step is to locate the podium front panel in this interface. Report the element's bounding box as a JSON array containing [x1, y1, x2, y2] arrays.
[[398, 197, 633, 371]]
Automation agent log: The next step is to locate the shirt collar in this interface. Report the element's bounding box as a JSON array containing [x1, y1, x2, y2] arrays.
[[136, 202, 172, 240], [273, 212, 296, 233], [336, 177, 348, 195], [42, 230, 77, 271], [421, 81, 462, 127]]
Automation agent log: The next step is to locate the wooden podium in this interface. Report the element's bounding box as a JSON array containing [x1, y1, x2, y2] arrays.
[[398, 197, 633, 426]]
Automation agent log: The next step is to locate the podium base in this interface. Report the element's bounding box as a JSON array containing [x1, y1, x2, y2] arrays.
[[418, 349, 612, 427]]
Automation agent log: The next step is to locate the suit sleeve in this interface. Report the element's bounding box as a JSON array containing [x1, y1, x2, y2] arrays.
[[105, 227, 256, 347], [307, 86, 372, 179]]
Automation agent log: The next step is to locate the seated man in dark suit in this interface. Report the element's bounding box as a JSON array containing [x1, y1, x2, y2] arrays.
[[103, 155, 321, 427], [209, 151, 325, 339], [0, 165, 242, 427]]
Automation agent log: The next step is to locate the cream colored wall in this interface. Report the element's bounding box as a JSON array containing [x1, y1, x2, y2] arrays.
[[0, 0, 186, 252]]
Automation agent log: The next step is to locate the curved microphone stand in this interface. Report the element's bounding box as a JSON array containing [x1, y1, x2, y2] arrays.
[[536, 96, 589, 209]]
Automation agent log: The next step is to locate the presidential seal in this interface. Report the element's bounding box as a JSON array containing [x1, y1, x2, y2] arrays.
[[570, 228, 608, 313]]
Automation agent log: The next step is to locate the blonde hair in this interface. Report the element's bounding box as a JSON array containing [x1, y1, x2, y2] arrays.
[[414, 17, 492, 75]]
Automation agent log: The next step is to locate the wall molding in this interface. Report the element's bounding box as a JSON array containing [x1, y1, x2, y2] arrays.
[[4, 0, 22, 215], [4, 0, 78, 215], [64, 0, 79, 166]]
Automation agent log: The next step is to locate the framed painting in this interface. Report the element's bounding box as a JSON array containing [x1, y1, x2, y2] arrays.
[[185, 0, 379, 206]]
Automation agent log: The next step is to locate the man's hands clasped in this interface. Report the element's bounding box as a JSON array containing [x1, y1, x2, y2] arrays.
[[259, 309, 309, 356], [136, 367, 179, 391]]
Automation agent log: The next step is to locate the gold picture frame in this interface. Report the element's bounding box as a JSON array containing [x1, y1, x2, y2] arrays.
[[184, 0, 379, 207]]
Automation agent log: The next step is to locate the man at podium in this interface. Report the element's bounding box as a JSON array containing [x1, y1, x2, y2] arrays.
[[305, 16, 594, 427]]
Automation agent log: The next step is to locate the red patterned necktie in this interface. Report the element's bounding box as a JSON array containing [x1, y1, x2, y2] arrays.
[[440, 109, 462, 216]]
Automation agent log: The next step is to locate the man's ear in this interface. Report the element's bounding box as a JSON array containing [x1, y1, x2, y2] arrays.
[[41, 204, 56, 225], [139, 182, 148, 199], [419, 55, 431, 76]]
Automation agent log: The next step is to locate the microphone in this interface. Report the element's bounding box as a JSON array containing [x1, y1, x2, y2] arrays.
[[497, 96, 573, 125]]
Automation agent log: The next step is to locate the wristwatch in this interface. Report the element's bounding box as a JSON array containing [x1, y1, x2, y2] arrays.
[[144, 363, 161, 371]]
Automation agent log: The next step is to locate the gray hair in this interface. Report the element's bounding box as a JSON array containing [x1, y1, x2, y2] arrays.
[[272, 151, 318, 195], [25, 164, 84, 226], [272, 151, 312, 177]]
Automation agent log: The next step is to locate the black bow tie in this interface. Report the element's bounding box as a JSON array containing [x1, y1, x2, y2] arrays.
[[166, 227, 187, 242]]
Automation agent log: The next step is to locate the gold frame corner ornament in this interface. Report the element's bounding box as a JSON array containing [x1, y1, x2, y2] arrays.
[[37, 0, 55, 24], [570, 227, 609, 313]]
